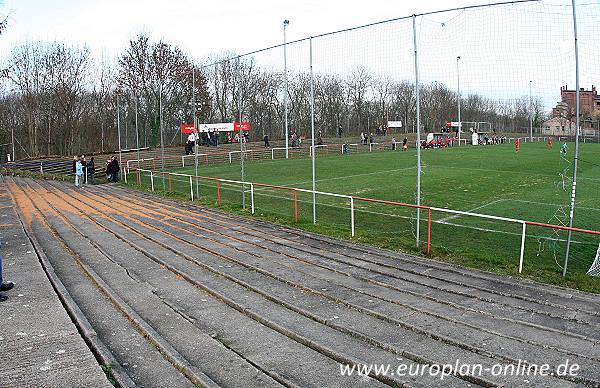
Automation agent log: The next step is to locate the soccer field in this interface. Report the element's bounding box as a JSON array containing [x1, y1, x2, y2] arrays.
[[135, 141, 600, 292]]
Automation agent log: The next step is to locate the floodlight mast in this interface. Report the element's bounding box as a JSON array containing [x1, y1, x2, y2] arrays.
[[283, 19, 290, 159], [457, 56, 461, 146], [564, 0, 581, 276], [529, 80, 533, 142]]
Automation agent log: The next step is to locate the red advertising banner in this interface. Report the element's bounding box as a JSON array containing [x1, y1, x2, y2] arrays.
[[234, 121, 251, 131], [181, 124, 195, 134]]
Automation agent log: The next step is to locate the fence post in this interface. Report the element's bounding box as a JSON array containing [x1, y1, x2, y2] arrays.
[[217, 181, 221, 205], [229, 152, 232, 164], [250, 183, 255, 214], [427, 208, 431, 254], [136, 169, 140, 184], [272, 149, 275, 160], [182, 156, 185, 167], [40, 161, 43, 174], [519, 222, 526, 273], [189, 175, 194, 201], [123, 167, 127, 183], [150, 171, 154, 191], [85, 167, 88, 185], [168, 173, 172, 192], [350, 197, 355, 237], [294, 189, 298, 223]]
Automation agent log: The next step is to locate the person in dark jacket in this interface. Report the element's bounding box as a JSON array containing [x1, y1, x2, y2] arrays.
[[109, 156, 120, 182], [87, 157, 96, 184]]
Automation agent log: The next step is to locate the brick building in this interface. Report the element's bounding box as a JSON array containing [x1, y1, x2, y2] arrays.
[[552, 85, 600, 120]]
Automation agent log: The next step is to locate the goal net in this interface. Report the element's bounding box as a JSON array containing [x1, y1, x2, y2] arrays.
[[586, 243, 600, 277]]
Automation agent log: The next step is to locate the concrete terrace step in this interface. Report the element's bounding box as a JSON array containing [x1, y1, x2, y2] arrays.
[[6, 176, 600, 387], [0, 178, 112, 388]]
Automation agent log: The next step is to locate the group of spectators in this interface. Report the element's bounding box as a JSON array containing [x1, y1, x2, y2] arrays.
[[391, 137, 409, 151], [290, 131, 301, 147], [480, 135, 507, 145], [360, 132, 374, 145], [72, 155, 119, 187], [72, 155, 94, 187]]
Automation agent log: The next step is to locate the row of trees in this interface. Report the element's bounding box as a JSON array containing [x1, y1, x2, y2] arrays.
[[0, 34, 548, 160]]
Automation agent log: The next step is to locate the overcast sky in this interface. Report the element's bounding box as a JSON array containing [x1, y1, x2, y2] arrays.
[[0, 0, 498, 60], [1, 0, 598, 109]]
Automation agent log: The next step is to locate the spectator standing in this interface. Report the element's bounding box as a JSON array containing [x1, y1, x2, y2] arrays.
[[110, 156, 120, 182], [263, 133, 270, 148], [392, 137, 397, 150], [81, 155, 88, 184], [75, 157, 83, 187], [88, 157, 96, 185], [0, 236, 15, 302], [402, 137, 408, 151], [187, 132, 196, 154], [72, 156, 77, 175], [369, 133, 374, 145], [105, 159, 111, 181]]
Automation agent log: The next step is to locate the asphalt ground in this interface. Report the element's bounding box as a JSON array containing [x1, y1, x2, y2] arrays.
[[3, 176, 600, 387]]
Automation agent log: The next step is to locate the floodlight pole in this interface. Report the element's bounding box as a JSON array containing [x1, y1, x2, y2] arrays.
[[159, 82, 166, 191], [413, 15, 422, 248], [193, 68, 199, 199], [116, 92, 122, 168], [564, 0, 581, 276], [10, 122, 15, 161], [309, 36, 317, 225], [529, 80, 533, 142], [284, 19, 290, 159], [457, 56, 461, 146], [238, 63, 246, 209], [135, 94, 140, 170]]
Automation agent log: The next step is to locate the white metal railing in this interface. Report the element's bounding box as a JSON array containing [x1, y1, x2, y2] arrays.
[[127, 167, 600, 275], [181, 153, 209, 168]]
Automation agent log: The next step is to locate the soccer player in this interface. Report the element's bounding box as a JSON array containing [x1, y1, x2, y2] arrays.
[[515, 139, 520, 154], [561, 142, 568, 158]]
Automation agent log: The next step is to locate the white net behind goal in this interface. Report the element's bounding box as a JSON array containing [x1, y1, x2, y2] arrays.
[[586, 243, 600, 277]]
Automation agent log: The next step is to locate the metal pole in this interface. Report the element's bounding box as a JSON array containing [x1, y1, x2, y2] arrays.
[[284, 20, 290, 159], [529, 80, 533, 142], [564, 0, 581, 276], [309, 36, 317, 225], [239, 62, 246, 209], [116, 93, 122, 168], [101, 122, 104, 153], [193, 68, 199, 199], [124, 102, 128, 150], [413, 15, 422, 248], [159, 82, 166, 191], [457, 56, 461, 146], [135, 95, 140, 170], [10, 122, 15, 161]]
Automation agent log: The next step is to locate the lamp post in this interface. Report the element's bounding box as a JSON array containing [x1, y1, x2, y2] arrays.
[[457, 56, 461, 145], [283, 19, 290, 159]]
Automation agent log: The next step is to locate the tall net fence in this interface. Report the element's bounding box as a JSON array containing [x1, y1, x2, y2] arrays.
[[121, 0, 600, 288]]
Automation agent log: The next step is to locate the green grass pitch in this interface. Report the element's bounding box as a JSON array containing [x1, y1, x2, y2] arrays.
[[136, 141, 600, 293]]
